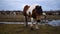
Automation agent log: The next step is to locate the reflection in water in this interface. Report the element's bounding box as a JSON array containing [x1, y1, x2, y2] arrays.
[[0, 20, 60, 26], [48, 20, 60, 26]]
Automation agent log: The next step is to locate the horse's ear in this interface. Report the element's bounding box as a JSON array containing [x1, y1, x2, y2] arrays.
[[35, 5, 39, 9], [39, 6, 42, 9], [40, 6, 43, 14]]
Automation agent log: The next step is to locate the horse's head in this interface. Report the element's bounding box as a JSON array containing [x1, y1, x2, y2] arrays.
[[32, 5, 43, 15]]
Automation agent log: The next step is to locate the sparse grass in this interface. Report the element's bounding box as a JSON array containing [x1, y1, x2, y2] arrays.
[[0, 15, 25, 22], [0, 24, 60, 34], [46, 15, 60, 20], [0, 15, 60, 22]]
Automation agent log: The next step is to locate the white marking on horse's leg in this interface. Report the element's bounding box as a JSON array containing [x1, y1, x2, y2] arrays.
[[30, 17, 34, 27], [35, 22, 39, 29]]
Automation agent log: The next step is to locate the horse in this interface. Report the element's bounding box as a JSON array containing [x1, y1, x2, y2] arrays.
[[23, 4, 43, 29]]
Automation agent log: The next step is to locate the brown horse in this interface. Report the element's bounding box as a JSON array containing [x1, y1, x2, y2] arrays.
[[23, 4, 43, 29]]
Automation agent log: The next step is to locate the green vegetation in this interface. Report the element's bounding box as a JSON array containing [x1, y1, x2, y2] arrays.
[[0, 24, 60, 34]]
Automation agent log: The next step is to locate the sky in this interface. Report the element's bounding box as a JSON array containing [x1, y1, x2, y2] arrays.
[[0, 0, 60, 11]]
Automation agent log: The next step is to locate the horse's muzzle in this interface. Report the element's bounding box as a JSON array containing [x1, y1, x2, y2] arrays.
[[37, 20, 40, 22]]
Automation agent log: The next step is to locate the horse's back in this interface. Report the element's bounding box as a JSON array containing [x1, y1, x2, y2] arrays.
[[23, 5, 30, 16]]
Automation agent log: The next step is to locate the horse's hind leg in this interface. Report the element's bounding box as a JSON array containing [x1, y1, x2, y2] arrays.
[[24, 16, 28, 27]]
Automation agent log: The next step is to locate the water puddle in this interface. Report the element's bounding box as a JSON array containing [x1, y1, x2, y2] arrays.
[[0, 20, 60, 26]]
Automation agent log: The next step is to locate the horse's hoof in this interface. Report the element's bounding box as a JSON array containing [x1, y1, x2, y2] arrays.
[[30, 27, 34, 30], [36, 29, 39, 30], [35, 27, 39, 30]]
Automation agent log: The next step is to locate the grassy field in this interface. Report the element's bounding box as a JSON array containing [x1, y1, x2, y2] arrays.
[[0, 15, 25, 22], [0, 15, 60, 22], [0, 24, 60, 34]]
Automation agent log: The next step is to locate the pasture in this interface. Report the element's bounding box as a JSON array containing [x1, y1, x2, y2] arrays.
[[0, 15, 60, 22], [0, 15, 60, 34]]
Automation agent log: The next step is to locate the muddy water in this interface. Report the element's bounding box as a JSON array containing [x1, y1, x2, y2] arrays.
[[48, 20, 60, 26], [0, 20, 60, 26]]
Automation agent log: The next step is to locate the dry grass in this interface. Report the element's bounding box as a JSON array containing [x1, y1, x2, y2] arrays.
[[0, 15, 25, 22], [0, 24, 60, 34], [0, 15, 60, 22], [46, 15, 60, 20]]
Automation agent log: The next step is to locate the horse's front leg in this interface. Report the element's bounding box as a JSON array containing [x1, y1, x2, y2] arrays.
[[35, 20, 39, 29], [30, 17, 34, 30], [30, 17, 34, 27], [35, 16, 41, 29]]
